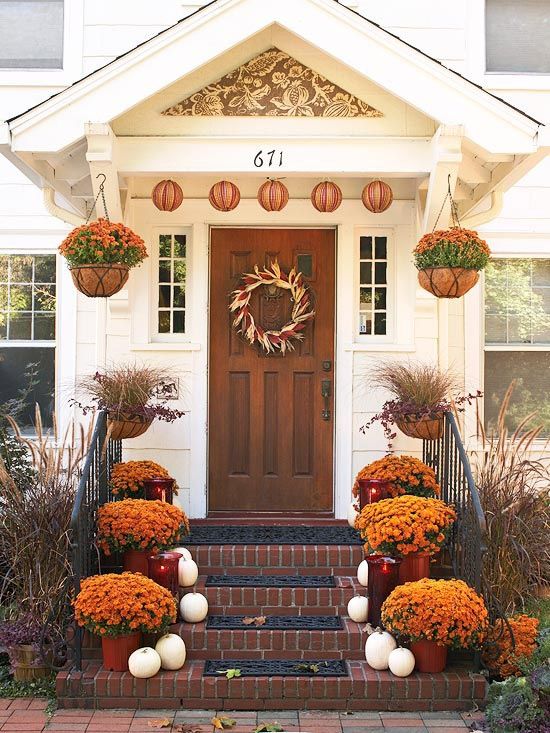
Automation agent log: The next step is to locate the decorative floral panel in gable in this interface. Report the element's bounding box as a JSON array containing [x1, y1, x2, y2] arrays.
[[162, 48, 383, 118]]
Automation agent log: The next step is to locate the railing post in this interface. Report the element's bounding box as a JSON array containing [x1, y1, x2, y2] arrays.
[[98, 413, 108, 507]]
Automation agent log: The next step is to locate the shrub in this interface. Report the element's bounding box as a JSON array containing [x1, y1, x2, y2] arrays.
[[486, 675, 548, 733], [413, 227, 491, 271], [483, 615, 540, 678], [59, 218, 147, 268], [352, 455, 440, 499]]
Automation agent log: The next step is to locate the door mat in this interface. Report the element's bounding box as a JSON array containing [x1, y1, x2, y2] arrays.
[[205, 574, 336, 587], [187, 525, 361, 545], [206, 615, 343, 630], [203, 659, 348, 677]]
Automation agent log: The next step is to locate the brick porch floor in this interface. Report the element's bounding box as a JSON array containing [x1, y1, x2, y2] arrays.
[[0, 699, 486, 732]]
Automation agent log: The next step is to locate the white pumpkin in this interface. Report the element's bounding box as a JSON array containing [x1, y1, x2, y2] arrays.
[[180, 592, 208, 623], [128, 647, 161, 678], [347, 595, 369, 623], [357, 559, 369, 587], [347, 501, 359, 529], [178, 558, 199, 587], [388, 647, 415, 678], [365, 628, 397, 670], [172, 546, 193, 561], [155, 633, 186, 670]]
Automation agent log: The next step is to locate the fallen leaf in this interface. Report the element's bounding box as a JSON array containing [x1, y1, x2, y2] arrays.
[[173, 726, 202, 733], [216, 668, 242, 679], [254, 723, 283, 732], [339, 579, 352, 588], [211, 716, 237, 729], [242, 615, 267, 626], [254, 616, 267, 626], [242, 616, 256, 625], [293, 662, 320, 674], [148, 719, 171, 729]]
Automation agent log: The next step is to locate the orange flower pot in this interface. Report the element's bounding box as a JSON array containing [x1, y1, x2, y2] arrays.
[[417, 267, 479, 299], [399, 551, 431, 584], [396, 413, 445, 440], [410, 639, 448, 673], [122, 549, 151, 575], [70, 264, 129, 298], [101, 632, 141, 672]]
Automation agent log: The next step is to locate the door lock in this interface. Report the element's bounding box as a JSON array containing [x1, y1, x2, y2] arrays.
[[321, 379, 332, 421]]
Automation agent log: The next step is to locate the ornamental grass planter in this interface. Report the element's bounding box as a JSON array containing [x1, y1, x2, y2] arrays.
[[101, 632, 141, 672], [11, 645, 50, 681], [410, 639, 448, 673], [107, 415, 153, 441], [70, 263, 129, 298], [417, 267, 479, 299], [398, 551, 431, 584], [396, 413, 445, 440]]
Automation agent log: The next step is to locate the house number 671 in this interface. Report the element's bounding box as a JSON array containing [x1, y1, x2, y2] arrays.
[[254, 150, 284, 168]]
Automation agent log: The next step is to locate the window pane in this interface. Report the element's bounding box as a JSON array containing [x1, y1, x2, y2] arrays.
[[358, 233, 388, 336], [174, 235, 186, 258], [34, 313, 55, 340], [0, 347, 55, 429], [374, 262, 387, 284], [34, 284, 56, 312], [374, 313, 386, 335], [158, 312, 170, 333], [374, 287, 387, 310], [10, 256, 33, 282], [360, 262, 372, 284], [360, 287, 372, 306], [297, 254, 313, 278], [0, 284, 7, 311], [34, 255, 56, 283], [157, 233, 187, 336], [173, 261, 186, 284], [486, 0, 550, 73], [0, 257, 7, 281], [0, 1, 64, 69], [485, 351, 550, 436], [173, 286, 185, 308], [159, 286, 170, 308], [159, 261, 171, 283], [9, 313, 32, 340], [173, 311, 185, 333], [360, 236, 372, 260], [359, 313, 372, 335], [10, 285, 32, 311], [374, 237, 387, 260]]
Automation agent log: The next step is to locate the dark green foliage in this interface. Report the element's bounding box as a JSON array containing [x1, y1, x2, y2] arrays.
[[486, 676, 546, 733]]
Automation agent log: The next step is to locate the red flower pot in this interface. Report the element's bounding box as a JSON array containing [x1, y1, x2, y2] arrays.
[[399, 551, 431, 584], [357, 479, 390, 510], [101, 632, 142, 672], [123, 549, 152, 575], [366, 555, 402, 626], [410, 639, 448, 673]]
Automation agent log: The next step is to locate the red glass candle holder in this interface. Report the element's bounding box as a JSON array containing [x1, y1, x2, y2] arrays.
[[357, 479, 390, 510], [143, 477, 175, 503], [147, 552, 182, 599], [366, 555, 402, 626]]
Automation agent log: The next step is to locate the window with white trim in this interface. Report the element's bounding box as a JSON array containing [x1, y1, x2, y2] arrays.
[[0, 1, 64, 69], [484, 258, 550, 435], [0, 254, 56, 429], [485, 0, 550, 74], [155, 232, 188, 338], [358, 234, 388, 336]]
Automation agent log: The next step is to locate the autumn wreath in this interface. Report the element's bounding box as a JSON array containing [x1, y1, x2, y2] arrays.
[[229, 260, 314, 354]]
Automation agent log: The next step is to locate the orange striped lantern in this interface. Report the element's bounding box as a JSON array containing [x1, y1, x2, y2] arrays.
[[311, 181, 343, 213], [258, 180, 289, 212], [209, 180, 241, 212], [362, 180, 393, 213], [152, 180, 183, 212]]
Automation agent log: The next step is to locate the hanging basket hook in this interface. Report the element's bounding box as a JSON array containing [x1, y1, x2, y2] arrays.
[[86, 172, 110, 224]]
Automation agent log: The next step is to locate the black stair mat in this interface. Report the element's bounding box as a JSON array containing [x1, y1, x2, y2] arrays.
[[187, 525, 361, 546], [204, 659, 348, 677], [206, 615, 343, 630], [205, 574, 336, 587]]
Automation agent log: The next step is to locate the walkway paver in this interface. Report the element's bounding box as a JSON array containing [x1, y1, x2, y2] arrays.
[[0, 701, 486, 732]]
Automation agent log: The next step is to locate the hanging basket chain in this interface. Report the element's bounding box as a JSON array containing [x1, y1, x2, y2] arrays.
[[432, 174, 461, 232], [85, 173, 110, 224]]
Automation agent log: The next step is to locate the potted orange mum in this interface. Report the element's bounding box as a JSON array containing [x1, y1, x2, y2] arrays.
[[74, 573, 177, 671], [110, 460, 176, 499], [97, 499, 190, 575], [381, 578, 488, 672], [353, 455, 440, 500], [355, 495, 456, 583]]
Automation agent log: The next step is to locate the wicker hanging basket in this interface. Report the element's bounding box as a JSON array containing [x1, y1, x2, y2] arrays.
[[107, 415, 153, 441], [396, 413, 445, 440], [70, 264, 129, 298], [417, 267, 479, 299]]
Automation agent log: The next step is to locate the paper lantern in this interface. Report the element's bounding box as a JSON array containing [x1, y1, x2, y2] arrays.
[[311, 181, 342, 212], [152, 180, 183, 212], [209, 180, 241, 211], [362, 180, 393, 213], [258, 180, 289, 212]]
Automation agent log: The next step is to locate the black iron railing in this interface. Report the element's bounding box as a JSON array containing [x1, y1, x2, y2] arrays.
[[69, 411, 121, 669], [422, 412, 487, 594]]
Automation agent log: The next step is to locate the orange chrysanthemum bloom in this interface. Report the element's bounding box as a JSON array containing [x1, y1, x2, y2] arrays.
[[74, 572, 177, 637], [355, 494, 456, 556], [413, 227, 491, 271], [110, 460, 176, 498], [482, 615, 540, 678], [97, 499, 189, 555], [59, 218, 148, 268], [352, 455, 440, 499], [381, 578, 489, 649]]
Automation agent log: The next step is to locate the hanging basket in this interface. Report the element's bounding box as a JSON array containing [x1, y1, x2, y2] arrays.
[[107, 415, 153, 440], [396, 412, 445, 440], [70, 264, 130, 298], [417, 267, 479, 299]]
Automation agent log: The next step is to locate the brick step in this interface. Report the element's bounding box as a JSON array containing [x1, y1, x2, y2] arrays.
[[57, 659, 487, 712], [169, 617, 365, 661], [187, 544, 364, 574]]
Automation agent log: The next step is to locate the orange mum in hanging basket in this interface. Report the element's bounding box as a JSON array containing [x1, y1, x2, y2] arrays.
[[381, 578, 488, 649], [74, 572, 177, 638], [355, 495, 456, 556], [97, 499, 189, 555], [59, 218, 148, 268], [482, 614, 540, 678], [110, 460, 177, 498], [352, 455, 440, 499]]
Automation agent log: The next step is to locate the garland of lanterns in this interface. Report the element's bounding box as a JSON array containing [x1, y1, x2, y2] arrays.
[[229, 260, 315, 354]]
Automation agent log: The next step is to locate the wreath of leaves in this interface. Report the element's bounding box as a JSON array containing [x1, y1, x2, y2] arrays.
[[229, 260, 315, 354]]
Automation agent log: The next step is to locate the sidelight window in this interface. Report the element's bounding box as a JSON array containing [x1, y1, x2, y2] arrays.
[[358, 234, 388, 336], [155, 231, 189, 338]]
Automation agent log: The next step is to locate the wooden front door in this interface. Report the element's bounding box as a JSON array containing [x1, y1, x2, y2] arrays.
[[209, 228, 335, 513]]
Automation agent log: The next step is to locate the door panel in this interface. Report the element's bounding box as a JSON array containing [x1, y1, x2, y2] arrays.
[[209, 228, 335, 512]]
